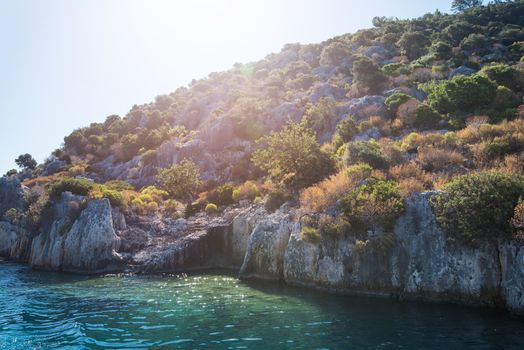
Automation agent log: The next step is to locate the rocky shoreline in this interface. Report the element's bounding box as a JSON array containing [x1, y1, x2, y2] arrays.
[[1, 190, 523, 315]]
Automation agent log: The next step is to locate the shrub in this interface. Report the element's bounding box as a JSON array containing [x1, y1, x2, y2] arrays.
[[511, 202, 524, 242], [252, 120, 336, 189], [416, 147, 465, 172], [205, 203, 219, 215], [385, 92, 411, 116], [233, 181, 261, 202], [141, 149, 158, 166], [397, 31, 430, 60], [104, 180, 134, 192], [265, 190, 287, 213], [5, 169, 17, 177], [351, 57, 388, 94], [430, 41, 453, 60], [336, 117, 358, 143], [48, 178, 95, 199], [88, 185, 124, 208], [207, 183, 235, 206], [479, 63, 522, 91], [300, 169, 356, 213], [421, 74, 498, 119], [301, 226, 321, 242], [431, 172, 524, 244], [460, 33, 491, 55], [318, 215, 350, 238], [346, 140, 389, 169], [156, 159, 202, 202], [339, 178, 404, 233], [382, 63, 411, 77], [3, 208, 18, 224], [413, 104, 443, 129]]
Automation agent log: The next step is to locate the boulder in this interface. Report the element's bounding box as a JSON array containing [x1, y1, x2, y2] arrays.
[[449, 65, 476, 78]]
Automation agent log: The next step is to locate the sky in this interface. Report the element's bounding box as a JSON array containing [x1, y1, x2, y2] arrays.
[[0, 0, 457, 174]]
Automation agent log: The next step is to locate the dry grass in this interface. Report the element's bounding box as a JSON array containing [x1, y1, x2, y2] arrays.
[[22, 172, 68, 187]]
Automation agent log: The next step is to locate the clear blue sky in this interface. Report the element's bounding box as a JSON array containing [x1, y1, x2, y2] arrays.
[[0, 0, 456, 174]]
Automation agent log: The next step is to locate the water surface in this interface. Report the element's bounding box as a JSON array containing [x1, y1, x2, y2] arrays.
[[0, 261, 523, 349]]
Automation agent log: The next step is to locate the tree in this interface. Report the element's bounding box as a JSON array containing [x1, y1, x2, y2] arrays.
[[351, 57, 388, 95], [156, 159, 202, 202], [451, 0, 483, 13], [15, 153, 37, 170], [252, 120, 335, 189]]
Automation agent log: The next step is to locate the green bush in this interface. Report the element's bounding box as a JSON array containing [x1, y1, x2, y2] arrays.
[[382, 63, 412, 77], [339, 178, 404, 233], [104, 180, 134, 192], [479, 63, 522, 91], [301, 226, 321, 242], [252, 120, 336, 189], [396, 31, 431, 60], [431, 172, 524, 244], [351, 57, 388, 94], [157, 159, 202, 202], [346, 140, 389, 169], [48, 178, 95, 199], [3, 208, 18, 224], [99, 187, 124, 208], [430, 41, 453, 60], [385, 92, 411, 116], [205, 203, 219, 215], [207, 183, 235, 206], [336, 117, 358, 143], [414, 104, 443, 129], [421, 74, 498, 123]]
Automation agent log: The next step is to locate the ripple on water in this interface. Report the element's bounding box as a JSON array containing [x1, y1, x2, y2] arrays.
[[1, 262, 524, 349]]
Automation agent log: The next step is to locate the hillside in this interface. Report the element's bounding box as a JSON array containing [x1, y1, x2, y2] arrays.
[[2, 1, 524, 254]]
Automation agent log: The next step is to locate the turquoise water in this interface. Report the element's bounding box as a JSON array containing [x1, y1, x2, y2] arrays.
[[1, 261, 523, 349]]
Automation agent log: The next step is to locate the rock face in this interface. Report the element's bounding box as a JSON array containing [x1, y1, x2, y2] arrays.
[[0, 222, 18, 257], [239, 210, 295, 280], [0, 176, 25, 217], [30, 199, 121, 273], [236, 193, 524, 314], [4, 190, 524, 314]]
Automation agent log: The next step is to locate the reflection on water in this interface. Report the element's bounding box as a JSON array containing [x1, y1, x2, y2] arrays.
[[0, 261, 523, 349]]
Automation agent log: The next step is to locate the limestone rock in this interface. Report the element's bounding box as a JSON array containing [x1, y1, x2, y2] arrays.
[[0, 221, 18, 257], [239, 210, 294, 281]]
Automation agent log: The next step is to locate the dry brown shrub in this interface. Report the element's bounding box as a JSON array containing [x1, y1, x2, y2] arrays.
[[369, 115, 383, 127], [397, 178, 427, 197], [378, 138, 405, 165], [300, 169, 357, 213], [493, 153, 524, 174], [389, 161, 428, 181], [416, 147, 465, 172]]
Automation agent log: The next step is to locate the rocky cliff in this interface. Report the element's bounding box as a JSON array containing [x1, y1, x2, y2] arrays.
[[1, 191, 523, 314]]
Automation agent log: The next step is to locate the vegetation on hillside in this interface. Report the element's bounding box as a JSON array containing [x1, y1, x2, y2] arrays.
[[3, 0, 524, 246]]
